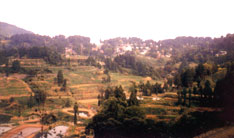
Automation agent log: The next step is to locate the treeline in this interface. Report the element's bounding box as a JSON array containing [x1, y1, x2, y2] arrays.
[[0, 34, 95, 65], [104, 54, 161, 79], [78, 56, 101, 68], [138, 81, 168, 96]]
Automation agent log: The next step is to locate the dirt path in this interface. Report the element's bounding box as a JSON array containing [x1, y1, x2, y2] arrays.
[[70, 83, 101, 88], [0, 94, 31, 100], [194, 126, 234, 138]]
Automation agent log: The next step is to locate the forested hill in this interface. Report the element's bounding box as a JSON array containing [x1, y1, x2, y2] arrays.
[[0, 21, 33, 37]]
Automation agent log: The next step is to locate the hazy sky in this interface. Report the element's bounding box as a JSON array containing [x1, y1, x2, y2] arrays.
[[1, 0, 234, 43]]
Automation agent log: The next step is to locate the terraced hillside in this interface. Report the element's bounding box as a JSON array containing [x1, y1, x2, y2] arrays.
[[0, 76, 32, 98]]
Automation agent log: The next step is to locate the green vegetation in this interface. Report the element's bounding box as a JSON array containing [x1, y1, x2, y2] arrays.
[[1, 23, 234, 138]]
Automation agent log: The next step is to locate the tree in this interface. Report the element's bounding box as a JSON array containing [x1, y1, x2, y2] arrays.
[[182, 88, 187, 105], [199, 86, 203, 103], [128, 85, 139, 106], [98, 95, 101, 106], [177, 91, 182, 104], [34, 89, 47, 105], [57, 70, 64, 86], [104, 86, 113, 99], [203, 80, 213, 102], [196, 76, 201, 87], [181, 69, 194, 87], [27, 94, 34, 108], [12, 60, 21, 73], [193, 87, 197, 95], [214, 63, 234, 121], [174, 73, 182, 88], [188, 89, 192, 107], [74, 102, 78, 125], [61, 79, 67, 91], [195, 63, 205, 79], [5, 59, 9, 77], [114, 86, 126, 101]]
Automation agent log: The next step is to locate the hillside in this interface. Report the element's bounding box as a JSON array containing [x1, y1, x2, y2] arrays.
[[0, 21, 33, 37]]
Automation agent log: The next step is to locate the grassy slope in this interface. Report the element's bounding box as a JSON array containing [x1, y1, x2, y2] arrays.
[[0, 77, 32, 96]]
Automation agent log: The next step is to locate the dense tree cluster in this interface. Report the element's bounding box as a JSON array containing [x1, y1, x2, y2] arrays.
[[103, 54, 161, 79], [87, 85, 157, 138], [0, 33, 95, 65], [214, 62, 234, 121], [138, 81, 165, 96]]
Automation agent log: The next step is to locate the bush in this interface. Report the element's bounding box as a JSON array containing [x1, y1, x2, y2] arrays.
[[0, 114, 12, 123]]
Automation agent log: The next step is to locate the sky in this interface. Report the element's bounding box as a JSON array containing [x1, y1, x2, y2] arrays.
[[1, 0, 234, 43]]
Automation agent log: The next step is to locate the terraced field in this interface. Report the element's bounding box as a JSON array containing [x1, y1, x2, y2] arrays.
[[0, 77, 32, 97]]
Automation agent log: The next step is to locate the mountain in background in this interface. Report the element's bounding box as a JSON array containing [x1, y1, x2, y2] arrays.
[[0, 21, 33, 37]]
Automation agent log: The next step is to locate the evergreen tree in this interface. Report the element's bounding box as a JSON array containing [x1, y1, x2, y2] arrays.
[[61, 79, 67, 91], [57, 70, 64, 86], [73, 102, 78, 125], [114, 86, 126, 101], [196, 63, 205, 79], [27, 94, 34, 108], [104, 86, 113, 99], [196, 76, 201, 88], [182, 88, 187, 105], [188, 89, 192, 107], [174, 73, 182, 88], [181, 69, 194, 87], [199, 86, 203, 104], [204, 80, 213, 102], [128, 86, 139, 106], [177, 91, 182, 104], [34, 89, 47, 105], [193, 87, 198, 95], [97, 95, 101, 106], [214, 63, 234, 121], [5, 59, 9, 77], [12, 60, 21, 73]]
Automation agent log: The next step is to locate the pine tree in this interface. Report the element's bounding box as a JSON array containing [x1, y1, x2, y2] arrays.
[[177, 91, 182, 104], [27, 94, 34, 108], [128, 86, 139, 106], [73, 102, 78, 125], [61, 79, 67, 91], [188, 89, 192, 107], [196, 63, 205, 79], [204, 80, 213, 103], [57, 70, 64, 86], [12, 60, 21, 73], [114, 86, 126, 101], [181, 69, 194, 87], [193, 87, 197, 95], [199, 86, 203, 104], [182, 88, 187, 105]]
